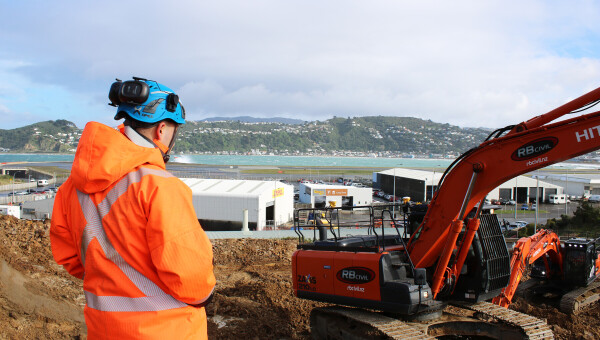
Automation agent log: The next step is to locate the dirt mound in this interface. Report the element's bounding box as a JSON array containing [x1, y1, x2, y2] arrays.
[[0, 215, 85, 339], [208, 239, 322, 339], [0, 214, 598, 339]]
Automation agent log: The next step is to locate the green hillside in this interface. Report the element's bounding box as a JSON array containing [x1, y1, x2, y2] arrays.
[[0, 117, 491, 156], [0, 120, 81, 153]]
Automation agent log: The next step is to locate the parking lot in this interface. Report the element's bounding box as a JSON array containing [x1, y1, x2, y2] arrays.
[[494, 202, 580, 225]]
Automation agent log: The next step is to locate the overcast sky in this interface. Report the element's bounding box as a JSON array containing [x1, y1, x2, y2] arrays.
[[1, 1, 599, 130]]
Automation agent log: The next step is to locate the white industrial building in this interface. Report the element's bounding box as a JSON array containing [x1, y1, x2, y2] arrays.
[[375, 168, 563, 203], [0, 205, 21, 219], [533, 173, 600, 198], [180, 178, 294, 231], [299, 183, 372, 208]]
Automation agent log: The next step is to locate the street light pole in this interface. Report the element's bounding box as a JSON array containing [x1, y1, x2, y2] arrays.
[[431, 164, 441, 201], [431, 170, 434, 201], [565, 167, 569, 216], [535, 174, 539, 233], [393, 168, 396, 217], [11, 173, 16, 205], [514, 176, 518, 219]]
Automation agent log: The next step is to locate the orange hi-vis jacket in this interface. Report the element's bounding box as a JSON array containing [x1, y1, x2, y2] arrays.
[[51, 122, 216, 339]]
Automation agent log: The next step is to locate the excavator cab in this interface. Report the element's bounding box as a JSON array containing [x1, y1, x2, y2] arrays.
[[563, 238, 600, 287], [292, 205, 443, 319]]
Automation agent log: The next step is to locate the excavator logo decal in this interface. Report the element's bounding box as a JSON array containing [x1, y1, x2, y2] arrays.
[[511, 137, 558, 161], [337, 267, 375, 284]]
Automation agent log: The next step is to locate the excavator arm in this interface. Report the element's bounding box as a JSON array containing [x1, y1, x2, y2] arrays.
[[492, 229, 562, 307], [407, 86, 600, 297]]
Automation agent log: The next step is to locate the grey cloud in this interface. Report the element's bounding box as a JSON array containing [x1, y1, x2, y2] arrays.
[[0, 1, 599, 129]]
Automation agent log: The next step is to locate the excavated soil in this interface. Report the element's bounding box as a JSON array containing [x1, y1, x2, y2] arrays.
[[0, 214, 598, 339]]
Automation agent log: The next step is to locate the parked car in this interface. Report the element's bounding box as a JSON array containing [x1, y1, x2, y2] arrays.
[[520, 204, 529, 210], [510, 220, 528, 229], [8, 191, 28, 196], [505, 200, 516, 205], [588, 195, 600, 203]]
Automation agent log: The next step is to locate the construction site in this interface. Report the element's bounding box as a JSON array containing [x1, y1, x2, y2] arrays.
[[3, 87, 600, 340], [0, 215, 598, 339]]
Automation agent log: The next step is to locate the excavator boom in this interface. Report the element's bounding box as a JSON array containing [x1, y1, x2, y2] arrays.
[[407, 85, 600, 297]]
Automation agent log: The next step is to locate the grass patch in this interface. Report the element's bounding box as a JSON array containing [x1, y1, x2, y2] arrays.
[[241, 169, 375, 175], [0, 175, 22, 185], [27, 166, 71, 177], [495, 209, 548, 214]]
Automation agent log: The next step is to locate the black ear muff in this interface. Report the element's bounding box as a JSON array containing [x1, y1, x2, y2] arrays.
[[119, 80, 149, 104], [166, 93, 179, 112], [108, 81, 123, 106]]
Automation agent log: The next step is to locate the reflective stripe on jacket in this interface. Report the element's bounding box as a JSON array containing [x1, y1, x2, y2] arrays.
[[51, 122, 215, 339]]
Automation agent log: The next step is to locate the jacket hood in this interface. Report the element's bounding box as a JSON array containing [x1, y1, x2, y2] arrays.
[[71, 122, 166, 194]]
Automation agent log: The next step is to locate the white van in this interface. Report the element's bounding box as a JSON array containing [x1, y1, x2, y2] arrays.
[[37, 179, 49, 187], [548, 194, 568, 204]]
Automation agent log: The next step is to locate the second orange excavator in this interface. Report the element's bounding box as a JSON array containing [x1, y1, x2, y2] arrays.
[[493, 229, 600, 313]]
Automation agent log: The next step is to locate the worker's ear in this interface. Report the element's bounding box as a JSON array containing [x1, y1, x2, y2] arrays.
[[154, 121, 168, 140]]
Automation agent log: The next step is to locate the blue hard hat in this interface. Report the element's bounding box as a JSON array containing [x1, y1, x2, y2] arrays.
[[110, 77, 186, 125]]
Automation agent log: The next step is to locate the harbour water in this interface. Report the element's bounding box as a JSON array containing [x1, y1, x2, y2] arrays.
[[0, 153, 591, 169], [1, 153, 454, 168]]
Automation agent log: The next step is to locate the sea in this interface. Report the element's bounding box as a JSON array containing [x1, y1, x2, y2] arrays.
[[0, 153, 592, 169]]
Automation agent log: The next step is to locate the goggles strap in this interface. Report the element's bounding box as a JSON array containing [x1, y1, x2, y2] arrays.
[[153, 138, 171, 163], [153, 125, 178, 163]]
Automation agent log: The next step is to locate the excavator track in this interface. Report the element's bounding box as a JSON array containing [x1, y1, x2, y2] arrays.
[[310, 306, 433, 340], [559, 280, 600, 314], [462, 301, 554, 339], [310, 303, 555, 340]]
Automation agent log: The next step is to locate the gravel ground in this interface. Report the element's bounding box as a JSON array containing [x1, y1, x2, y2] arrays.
[[0, 215, 598, 339]]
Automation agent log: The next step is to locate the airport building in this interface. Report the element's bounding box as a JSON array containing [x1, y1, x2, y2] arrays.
[[374, 168, 563, 203], [298, 182, 372, 208], [180, 178, 295, 231]]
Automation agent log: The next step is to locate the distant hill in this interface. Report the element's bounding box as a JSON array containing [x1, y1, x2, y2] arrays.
[[0, 120, 81, 153], [199, 116, 306, 125], [0, 116, 494, 156], [176, 116, 492, 157]]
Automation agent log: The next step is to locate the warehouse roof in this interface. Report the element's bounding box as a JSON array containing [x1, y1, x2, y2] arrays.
[[378, 168, 444, 182], [536, 173, 600, 184], [180, 178, 286, 197], [379, 168, 561, 188]]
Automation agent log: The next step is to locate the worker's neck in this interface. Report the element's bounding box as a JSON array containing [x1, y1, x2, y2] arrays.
[[123, 125, 155, 148]]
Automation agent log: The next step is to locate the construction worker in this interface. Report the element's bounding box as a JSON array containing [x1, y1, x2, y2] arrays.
[[50, 77, 216, 339]]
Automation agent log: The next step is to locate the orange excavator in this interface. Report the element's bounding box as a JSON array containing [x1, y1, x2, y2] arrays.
[[292, 85, 600, 339], [493, 229, 600, 313]]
